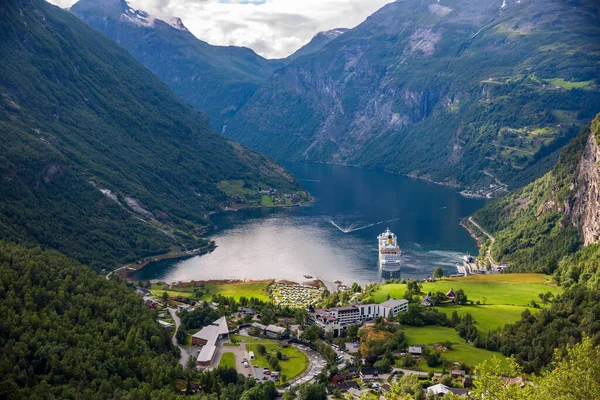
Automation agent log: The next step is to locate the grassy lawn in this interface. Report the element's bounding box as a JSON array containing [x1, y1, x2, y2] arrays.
[[401, 326, 463, 345], [150, 281, 272, 302], [409, 344, 509, 372], [260, 195, 274, 206], [437, 304, 529, 336], [245, 342, 309, 383], [547, 78, 594, 90], [219, 352, 236, 368], [372, 274, 560, 307], [201, 281, 272, 302]]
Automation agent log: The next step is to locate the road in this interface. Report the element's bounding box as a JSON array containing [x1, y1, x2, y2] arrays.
[[168, 308, 192, 367], [468, 217, 499, 268]]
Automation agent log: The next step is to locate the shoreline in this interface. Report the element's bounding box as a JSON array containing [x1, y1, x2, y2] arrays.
[[460, 219, 483, 248]]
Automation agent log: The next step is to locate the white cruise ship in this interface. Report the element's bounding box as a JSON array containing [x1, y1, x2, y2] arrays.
[[378, 228, 401, 271]]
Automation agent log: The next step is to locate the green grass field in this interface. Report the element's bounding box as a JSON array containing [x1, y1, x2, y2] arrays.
[[412, 345, 510, 372], [547, 78, 594, 90], [437, 304, 528, 336], [373, 274, 560, 307], [245, 341, 309, 384], [150, 281, 272, 302], [219, 352, 236, 368], [260, 195, 274, 206], [402, 326, 462, 346]]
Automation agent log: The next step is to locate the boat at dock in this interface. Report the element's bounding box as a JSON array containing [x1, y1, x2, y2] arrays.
[[378, 228, 401, 272]]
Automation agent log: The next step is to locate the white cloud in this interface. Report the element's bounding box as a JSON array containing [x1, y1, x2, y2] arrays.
[[48, 0, 392, 58]]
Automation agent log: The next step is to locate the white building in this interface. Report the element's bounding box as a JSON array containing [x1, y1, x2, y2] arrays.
[[308, 298, 409, 335]]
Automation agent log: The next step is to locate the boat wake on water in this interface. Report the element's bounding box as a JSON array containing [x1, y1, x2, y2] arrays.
[[327, 217, 401, 233]]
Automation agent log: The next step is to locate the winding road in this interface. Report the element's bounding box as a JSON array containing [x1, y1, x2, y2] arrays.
[[468, 217, 499, 268], [168, 308, 192, 367]]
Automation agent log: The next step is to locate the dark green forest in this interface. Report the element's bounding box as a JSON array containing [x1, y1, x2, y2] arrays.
[[0, 0, 305, 270]]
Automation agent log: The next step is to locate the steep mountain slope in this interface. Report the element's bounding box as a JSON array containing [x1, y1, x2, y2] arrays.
[[0, 0, 304, 269], [288, 28, 349, 61], [226, 0, 600, 191], [71, 0, 283, 131], [470, 114, 600, 272]]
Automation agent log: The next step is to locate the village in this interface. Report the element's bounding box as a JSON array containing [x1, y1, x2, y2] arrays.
[[131, 272, 550, 398]]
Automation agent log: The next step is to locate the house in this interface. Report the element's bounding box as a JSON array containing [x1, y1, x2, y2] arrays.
[[451, 370, 466, 379], [408, 345, 425, 356], [178, 304, 192, 312], [462, 377, 473, 389], [157, 320, 174, 330], [265, 325, 287, 338], [360, 367, 380, 382], [192, 317, 230, 366], [135, 287, 151, 297], [144, 299, 161, 309], [426, 383, 468, 397], [326, 381, 359, 395], [330, 372, 353, 384], [240, 308, 255, 315], [250, 322, 267, 333], [422, 294, 433, 307], [446, 289, 456, 302]]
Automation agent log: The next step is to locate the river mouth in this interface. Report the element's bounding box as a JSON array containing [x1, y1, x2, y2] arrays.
[[131, 162, 488, 285]]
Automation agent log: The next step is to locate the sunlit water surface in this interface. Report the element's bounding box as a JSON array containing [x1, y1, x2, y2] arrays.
[[132, 163, 487, 286]]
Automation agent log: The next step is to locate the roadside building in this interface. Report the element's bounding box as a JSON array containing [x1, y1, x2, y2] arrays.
[[192, 316, 230, 367], [451, 370, 466, 379], [240, 308, 255, 315], [426, 383, 468, 397], [157, 320, 174, 330], [265, 324, 287, 338]]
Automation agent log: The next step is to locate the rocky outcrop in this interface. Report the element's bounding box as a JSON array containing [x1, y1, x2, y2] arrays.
[[568, 123, 600, 245]]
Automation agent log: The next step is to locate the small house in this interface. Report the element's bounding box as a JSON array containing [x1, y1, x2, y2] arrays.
[[422, 294, 433, 307], [157, 320, 174, 330], [451, 370, 466, 379], [408, 345, 425, 356], [360, 367, 380, 382], [446, 289, 456, 302], [462, 377, 473, 389]]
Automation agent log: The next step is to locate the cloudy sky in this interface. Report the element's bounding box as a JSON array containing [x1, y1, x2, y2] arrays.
[[48, 0, 392, 58]]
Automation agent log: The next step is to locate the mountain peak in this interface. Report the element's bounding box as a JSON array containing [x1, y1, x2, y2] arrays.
[[288, 28, 349, 61], [71, 0, 188, 31]]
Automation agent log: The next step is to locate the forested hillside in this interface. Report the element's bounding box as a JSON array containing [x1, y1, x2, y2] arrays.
[[472, 114, 600, 272], [226, 0, 600, 191], [0, 0, 305, 270], [469, 115, 600, 373], [71, 0, 283, 131], [0, 241, 182, 398]]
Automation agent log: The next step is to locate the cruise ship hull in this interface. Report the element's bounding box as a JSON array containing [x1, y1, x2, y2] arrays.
[[378, 228, 402, 272]]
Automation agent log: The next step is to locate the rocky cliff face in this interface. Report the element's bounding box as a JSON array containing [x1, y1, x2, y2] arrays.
[[568, 120, 600, 245]]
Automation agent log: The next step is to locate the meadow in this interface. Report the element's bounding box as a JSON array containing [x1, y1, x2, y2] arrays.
[[150, 280, 272, 302], [372, 274, 561, 307], [400, 326, 509, 371]]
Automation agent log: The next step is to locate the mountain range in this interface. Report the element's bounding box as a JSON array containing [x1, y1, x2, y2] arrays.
[[0, 0, 304, 270], [225, 0, 600, 190], [73, 0, 600, 192]]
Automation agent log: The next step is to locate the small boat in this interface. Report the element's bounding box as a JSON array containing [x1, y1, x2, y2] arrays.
[[304, 275, 313, 279]]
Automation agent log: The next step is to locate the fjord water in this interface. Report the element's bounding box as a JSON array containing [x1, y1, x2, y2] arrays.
[[133, 163, 487, 286]]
